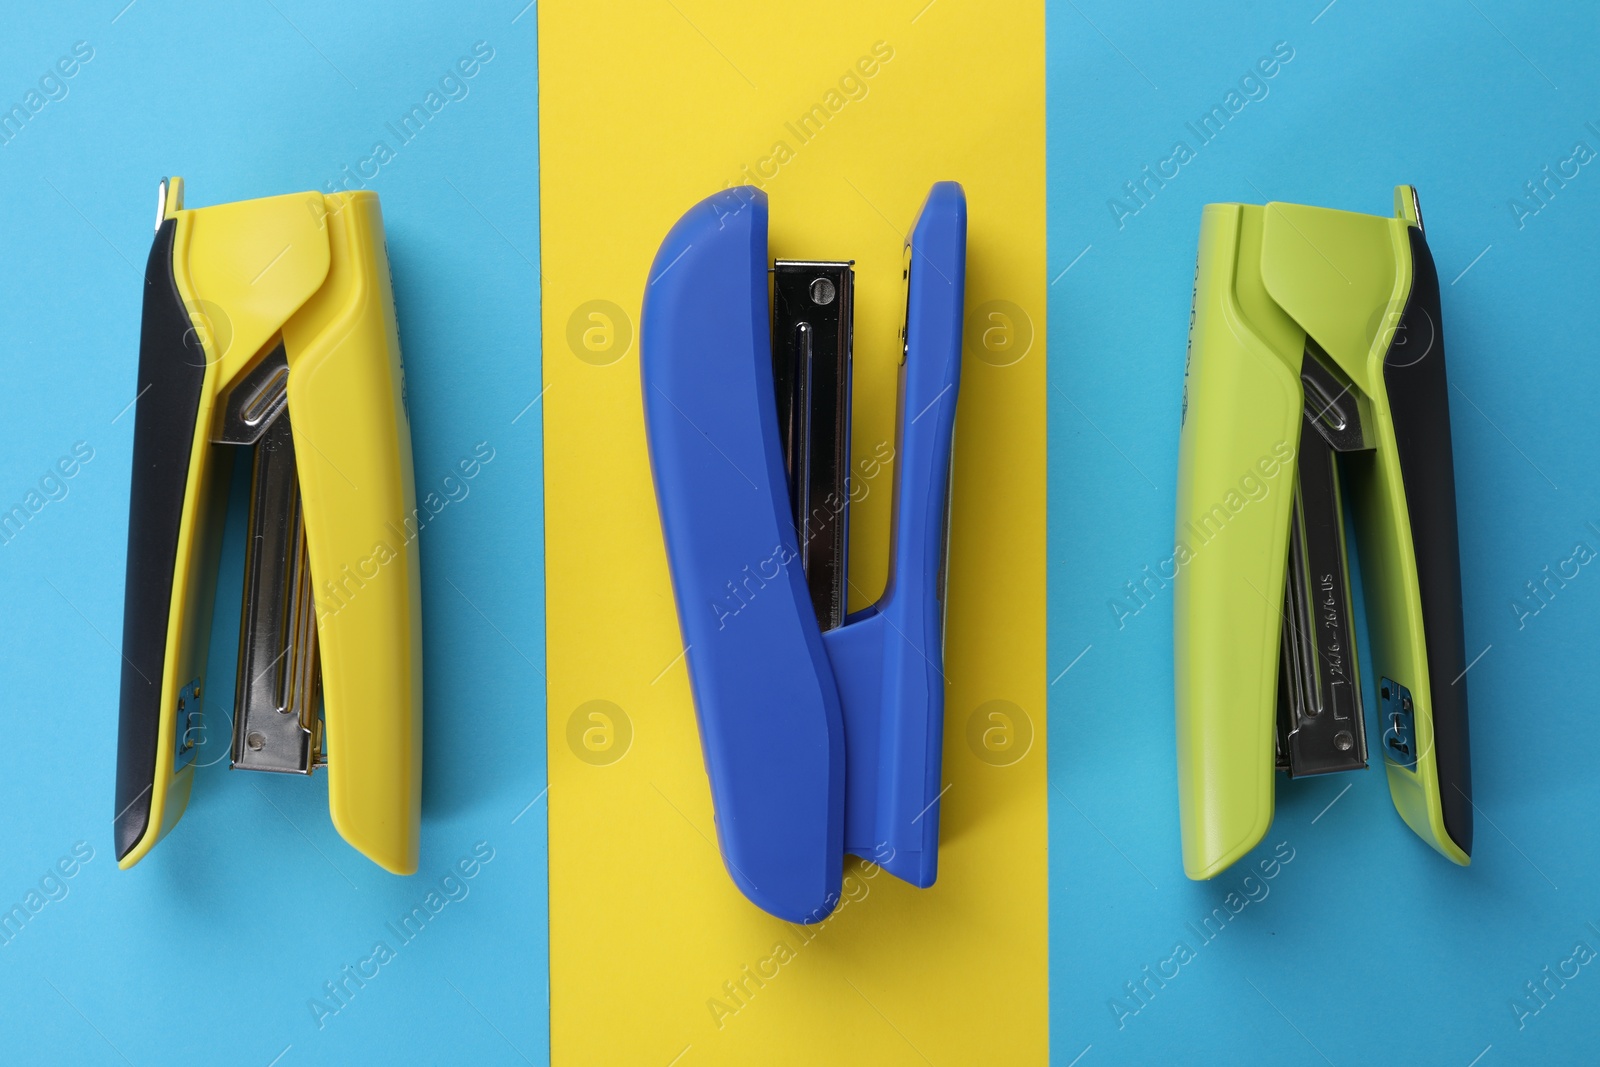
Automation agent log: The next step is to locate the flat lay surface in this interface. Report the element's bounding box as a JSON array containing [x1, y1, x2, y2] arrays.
[[1, 1, 1596, 1064]]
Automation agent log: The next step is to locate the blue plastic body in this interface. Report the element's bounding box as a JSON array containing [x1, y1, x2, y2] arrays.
[[642, 183, 966, 923]]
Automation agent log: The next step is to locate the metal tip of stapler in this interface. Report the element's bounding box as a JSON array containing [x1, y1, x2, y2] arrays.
[[642, 182, 967, 923], [154, 176, 169, 232], [115, 179, 422, 874], [1175, 185, 1472, 880]]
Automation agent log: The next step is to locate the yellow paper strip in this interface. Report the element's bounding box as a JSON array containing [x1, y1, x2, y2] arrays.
[[540, 2, 1046, 1060]]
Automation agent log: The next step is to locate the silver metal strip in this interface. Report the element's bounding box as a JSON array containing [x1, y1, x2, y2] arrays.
[[230, 409, 321, 774], [772, 260, 854, 631], [214, 345, 290, 446]]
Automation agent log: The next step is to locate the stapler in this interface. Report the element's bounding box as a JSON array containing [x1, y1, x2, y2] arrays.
[[1174, 186, 1472, 879], [115, 178, 422, 874], [641, 183, 966, 922]]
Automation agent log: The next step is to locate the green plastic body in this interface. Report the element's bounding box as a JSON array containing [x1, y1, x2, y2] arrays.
[[1174, 187, 1471, 879]]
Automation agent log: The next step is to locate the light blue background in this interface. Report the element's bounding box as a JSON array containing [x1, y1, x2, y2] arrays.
[[1049, 2, 1600, 1065], [0, 2, 546, 1064]]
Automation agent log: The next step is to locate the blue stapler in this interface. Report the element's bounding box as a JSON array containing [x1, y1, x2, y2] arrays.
[[642, 182, 967, 923]]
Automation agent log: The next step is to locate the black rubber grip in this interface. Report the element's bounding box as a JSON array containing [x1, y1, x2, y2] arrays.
[[114, 219, 208, 861], [1383, 225, 1472, 856]]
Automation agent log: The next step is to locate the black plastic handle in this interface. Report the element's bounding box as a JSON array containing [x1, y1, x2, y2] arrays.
[[1382, 225, 1473, 857], [114, 219, 208, 861]]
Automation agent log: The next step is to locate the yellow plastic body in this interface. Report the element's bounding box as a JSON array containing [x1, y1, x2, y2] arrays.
[[1174, 188, 1469, 879], [119, 180, 421, 874]]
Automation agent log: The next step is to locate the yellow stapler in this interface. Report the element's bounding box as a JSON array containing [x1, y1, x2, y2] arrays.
[[114, 178, 422, 873]]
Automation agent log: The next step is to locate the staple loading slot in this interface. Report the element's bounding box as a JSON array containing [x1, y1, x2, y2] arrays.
[[772, 260, 853, 631], [1277, 346, 1369, 777], [230, 408, 321, 774]]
